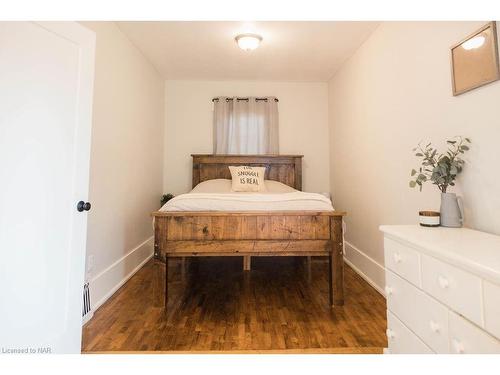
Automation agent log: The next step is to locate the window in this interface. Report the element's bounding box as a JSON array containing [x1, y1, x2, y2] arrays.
[[213, 97, 279, 154]]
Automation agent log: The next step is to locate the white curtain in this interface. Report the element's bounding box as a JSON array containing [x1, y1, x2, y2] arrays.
[[213, 96, 279, 154]]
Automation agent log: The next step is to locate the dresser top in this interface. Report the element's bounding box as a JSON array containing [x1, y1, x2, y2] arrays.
[[380, 225, 500, 285]]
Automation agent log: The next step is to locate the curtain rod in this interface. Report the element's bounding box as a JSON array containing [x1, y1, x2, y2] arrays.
[[212, 97, 279, 102]]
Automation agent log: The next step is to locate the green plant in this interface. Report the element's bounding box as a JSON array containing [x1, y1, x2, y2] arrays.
[[410, 136, 471, 193], [161, 193, 174, 207]]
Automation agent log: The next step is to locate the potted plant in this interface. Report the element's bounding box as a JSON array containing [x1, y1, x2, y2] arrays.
[[409, 136, 471, 227], [161, 193, 174, 207]]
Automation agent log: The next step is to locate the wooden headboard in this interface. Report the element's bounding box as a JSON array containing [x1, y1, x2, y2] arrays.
[[192, 154, 303, 190]]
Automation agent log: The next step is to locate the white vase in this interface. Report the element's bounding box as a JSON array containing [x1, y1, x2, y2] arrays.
[[440, 192, 462, 228]]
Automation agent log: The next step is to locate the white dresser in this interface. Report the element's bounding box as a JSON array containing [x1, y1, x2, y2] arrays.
[[380, 225, 500, 354]]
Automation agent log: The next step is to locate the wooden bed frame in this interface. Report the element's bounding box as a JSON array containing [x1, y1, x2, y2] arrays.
[[152, 154, 346, 308]]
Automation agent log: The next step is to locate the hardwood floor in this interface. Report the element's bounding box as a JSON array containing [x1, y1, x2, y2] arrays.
[[82, 257, 387, 353]]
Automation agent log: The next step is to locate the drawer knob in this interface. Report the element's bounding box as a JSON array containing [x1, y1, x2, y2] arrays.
[[393, 253, 402, 264], [429, 320, 440, 333], [384, 286, 394, 296], [386, 329, 395, 339], [452, 339, 465, 354], [438, 275, 449, 289]]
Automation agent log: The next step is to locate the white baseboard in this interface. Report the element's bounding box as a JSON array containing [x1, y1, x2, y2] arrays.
[[82, 311, 94, 325], [88, 236, 154, 316], [344, 241, 386, 297]]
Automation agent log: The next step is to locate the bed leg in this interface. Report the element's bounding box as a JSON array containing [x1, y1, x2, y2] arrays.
[[243, 255, 251, 271], [180, 256, 186, 282], [329, 217, 345, 307], [306, 256, 312, 283], [328, 252, 333, 306], [164, 256, 169, 310], [153, 256, 163, 307]]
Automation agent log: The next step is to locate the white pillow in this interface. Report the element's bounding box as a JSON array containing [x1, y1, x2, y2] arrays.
[[228, 166, 266, 192], [190, 179, 232, 193], [264, 180, 297, 193], [191, 179, 296, 194]]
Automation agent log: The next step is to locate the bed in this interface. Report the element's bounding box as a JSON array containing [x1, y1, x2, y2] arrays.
[[152, 154, 346, 308]]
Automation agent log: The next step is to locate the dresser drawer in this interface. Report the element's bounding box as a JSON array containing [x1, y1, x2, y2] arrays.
[[386, 270, 449, 353], [421, 255, 482, 326], [386, 311, 434, 354], [384, 237, 421, 286], [449, 311, 500, 354], [483, 281, 500, 340]]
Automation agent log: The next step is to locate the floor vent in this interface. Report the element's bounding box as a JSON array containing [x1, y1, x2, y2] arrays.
[[82, 282, 91, 318]]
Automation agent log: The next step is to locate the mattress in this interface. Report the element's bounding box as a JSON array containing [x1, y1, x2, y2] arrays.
[[160, 179, 334, 212]]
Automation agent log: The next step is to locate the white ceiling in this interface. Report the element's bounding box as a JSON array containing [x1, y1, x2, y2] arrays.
[[116, 21, 379, 81]]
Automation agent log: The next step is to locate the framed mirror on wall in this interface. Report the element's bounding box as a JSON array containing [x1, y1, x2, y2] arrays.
[[451, 21, 500, 96]]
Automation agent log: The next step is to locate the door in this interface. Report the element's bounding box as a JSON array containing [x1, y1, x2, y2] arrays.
[[0, 22, 95, 353]]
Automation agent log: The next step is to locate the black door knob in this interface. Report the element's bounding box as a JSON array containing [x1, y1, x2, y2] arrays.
[[77, 201, 92, 212]]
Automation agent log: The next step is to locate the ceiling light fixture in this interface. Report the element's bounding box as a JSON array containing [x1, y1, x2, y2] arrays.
[[235, 33, 262, 51]]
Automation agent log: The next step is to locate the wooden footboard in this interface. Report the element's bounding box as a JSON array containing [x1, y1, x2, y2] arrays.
[[152, 210, 346, 308]]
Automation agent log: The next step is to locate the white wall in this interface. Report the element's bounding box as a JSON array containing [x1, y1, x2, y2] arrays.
[[81, 22, 164, 312], [328, 21, 500, 291], [163, 80, 330, 195]]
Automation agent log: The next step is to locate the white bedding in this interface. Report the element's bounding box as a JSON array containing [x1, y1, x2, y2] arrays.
[[160, 179, 334, 212]]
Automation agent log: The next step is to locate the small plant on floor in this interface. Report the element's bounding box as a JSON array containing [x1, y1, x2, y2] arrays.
[[161, 193, 174, 207], [409, 136, 471, 193]]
